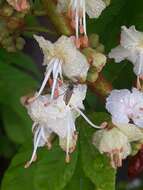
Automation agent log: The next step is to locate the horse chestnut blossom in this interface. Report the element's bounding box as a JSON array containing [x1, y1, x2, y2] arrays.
[[57, 0, 107, 47], [109, 26, 143, 88], [7, 0, 30, 12], [106, 88, 143, 127], [22, 83, 101, 167], [34, 35, 89, 99], [93, 127, 131, 168], [93, 123, 143, 168], [92, 87, 143, 168]]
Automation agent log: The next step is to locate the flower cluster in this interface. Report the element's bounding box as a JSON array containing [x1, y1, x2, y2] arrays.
[[21, 0, 143, 173], [91, 26, 143, 169], [93, 88, 143, 168], [21, 0, 110, 167], [92, 26, 143, 169]]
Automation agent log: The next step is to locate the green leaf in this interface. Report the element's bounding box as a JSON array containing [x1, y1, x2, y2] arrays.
[[2, 142, 78, 190], [34, 145, 78, 190], [0, 49, 40, 78], [2, 106, 32, 144], [0, 134, 16, 158], [1, 143, 36, 190], [0, 55, 38, 144], [64, 160, 94, 190], [79, 112, 116, 190]]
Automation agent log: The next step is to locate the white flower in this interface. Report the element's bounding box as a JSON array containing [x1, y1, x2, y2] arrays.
[[57, 0, 106, 47], [106, 88, 143, 128], [109, 26, 143, 77], [34, 35, 89, 99], [93, 127, 131, 168], [23, 83, 100, 166], [93, 120, 143, 168]]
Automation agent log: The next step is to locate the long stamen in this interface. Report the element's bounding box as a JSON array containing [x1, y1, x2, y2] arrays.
[[25, 128, 42, 168], [35, 59, 55, 98], [136, 52, 143, 89], [41, 127, 47, 142], [32, 122, 37, 132], [51, 59, 62, 99], [72, 105, 102, 129], [75, 3, 79, 46], [66, 113, 71, 163], [82, 0, 87, 36], [70, 0, 88, 47]]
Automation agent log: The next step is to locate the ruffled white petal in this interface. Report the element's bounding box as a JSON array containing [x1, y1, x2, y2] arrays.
[[35, 35, 89, 81], [86, 0, 106, 18], [121, 26, 143, 49], [106, 88, 143, 128], [114, 122, 143, 142], [106, 89, 131, 124], [108, 45, 131, 63], [108, 26, 143, 76], [55, 36, 89, 81], [133, 52, 143, 76]]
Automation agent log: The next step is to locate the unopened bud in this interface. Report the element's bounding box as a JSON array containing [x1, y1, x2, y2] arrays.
[[92, 52, 107, 72], [93, 127, 131, 168], [87, 67, 99, 83], [1, 4, 14, 17], [82, 47, 106, 72], [1, 36, 13, 46], [89, 34, 99, 48], [96, 43, 105, 53], [16, 37, 25, 50]]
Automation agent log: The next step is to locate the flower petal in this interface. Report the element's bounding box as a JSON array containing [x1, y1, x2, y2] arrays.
[[114, 122, 143, 142], [108, 45, 131, 62], [86, 0, 106, 18]]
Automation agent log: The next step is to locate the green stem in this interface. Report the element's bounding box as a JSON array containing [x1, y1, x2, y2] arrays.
[[24, 26, 57, 35], [41, 0, 73, 36], [88, 74, 112, 100]]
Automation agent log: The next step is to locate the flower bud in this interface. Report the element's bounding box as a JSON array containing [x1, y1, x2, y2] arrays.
[[16, 37, 25, 50], [93, 127, 131, 168], [92, 52, 107, 72], [87, 67, 99, 83], [1, 36, 13, 47], [89, 34, 99, 48], [96, 43, 105, 53], [1, 4, 14, 17], [82, 47, 106, 72]]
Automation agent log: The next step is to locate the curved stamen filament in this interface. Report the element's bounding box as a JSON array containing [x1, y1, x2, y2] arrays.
[[35, 58, 63, 100], [70, 0, 87, 47], [71, 105, 102, 129], [25, 127, 42, 168]]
